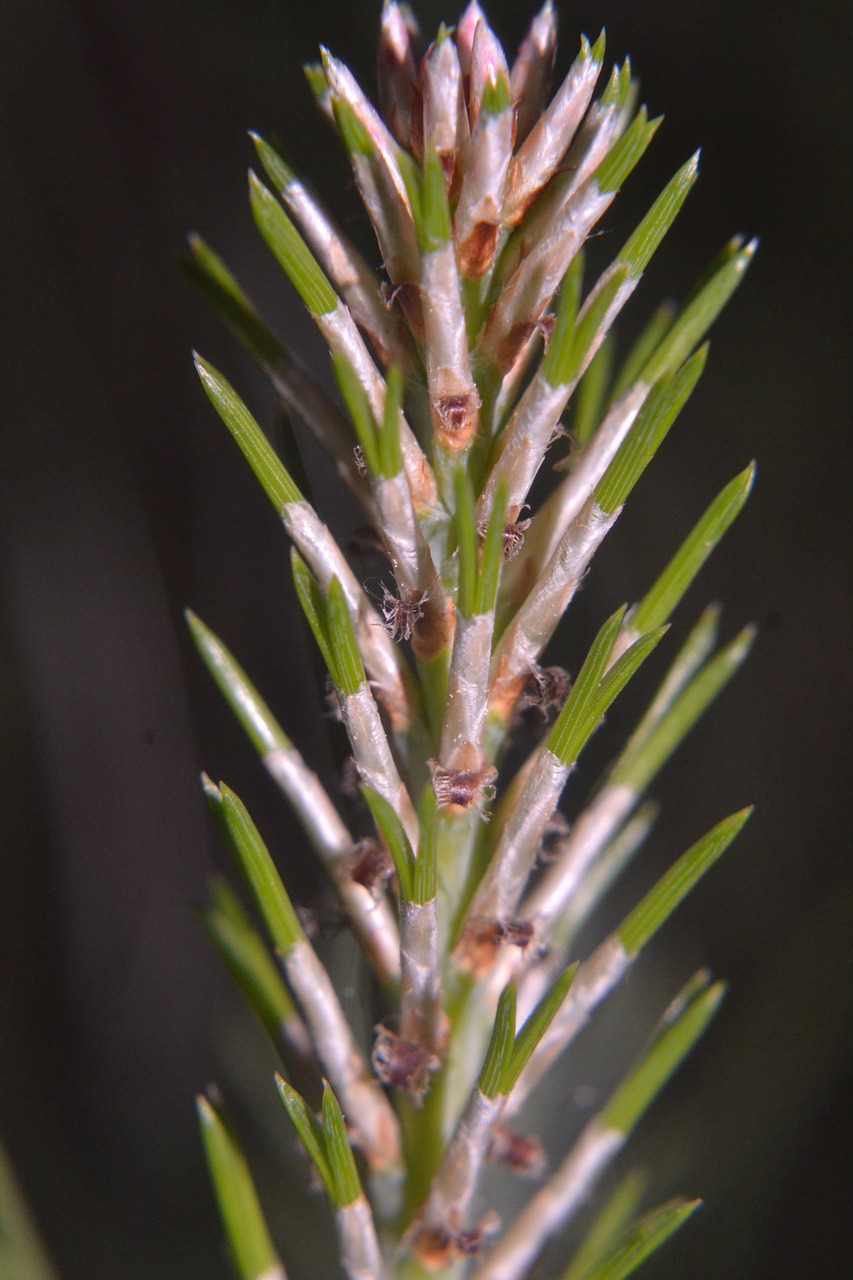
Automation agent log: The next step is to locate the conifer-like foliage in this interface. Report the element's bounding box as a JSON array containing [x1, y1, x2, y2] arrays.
[[188, 4, 756, 1277]]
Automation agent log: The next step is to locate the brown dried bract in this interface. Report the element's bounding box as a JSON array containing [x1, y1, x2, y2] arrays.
[[371, 1025, 439, 1103], [432, 388, 481, 452], [458, 221, 501, 280], [456, 914, 541, 975], [347, 838, 395, 898], [429, 759, 498, 815], [410, 1212, 501, 1270]]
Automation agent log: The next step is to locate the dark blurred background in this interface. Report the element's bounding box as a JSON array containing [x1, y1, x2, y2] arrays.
[[0, 1, 849, 1277]]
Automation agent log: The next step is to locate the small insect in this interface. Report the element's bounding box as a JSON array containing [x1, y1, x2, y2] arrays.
[[429, 759, 498, 815], [371, 1026, 439, 1102], [477, 506, 531, 561], [522, 663, 572, 718], [347, 838, 394, 899], [501, 513, 532, 560], [353, 443, 367, 477], [380, 585, 428, 641]]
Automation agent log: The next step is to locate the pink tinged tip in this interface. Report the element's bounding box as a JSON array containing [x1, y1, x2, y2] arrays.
[[379, 2, 421, 149], [468, 18, 511, 128], [511, 2, 559, 143], [422, 33, 467, 186], [456, 0, 488, 76]]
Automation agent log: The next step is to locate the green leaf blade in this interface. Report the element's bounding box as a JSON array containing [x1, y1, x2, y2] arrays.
[[200, 877, 298, 1041], [641, 238, 757, 386], [275, 1075, 335, 1199], [197, 1092, 282, 1280], [631, 463, 756, 634], [612, 624, 756, 794], [186, 611, 289, 757], [218, 784, 304, 955], [594, 108, 661, 195], [617, 808, 752, 956], [321, 1082, 362, 1207], [595, 345, 707, 515], [547, 606, 627, 765], [326, 576, 365, 696], [249, 170, 338, 316], [619, 152, 700, 279], [195, 355, 303, 510], [577, 1198, 701, 1280], [505, 963, 578, 1094], [600, 976, 726, 1135], [479, 982, 517, 1099], [362, 785, 415, 901]]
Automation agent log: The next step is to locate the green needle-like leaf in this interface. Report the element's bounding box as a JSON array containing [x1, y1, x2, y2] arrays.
[[325, 577, 365, 696], [330, 94, 374, 158], [184, 234, 285, 372], [544, 265, 628, 389], [609, 303, 675, 402], [0, 1136, 59, 1280], [540, 253, 584, 387], [583, 626, 669, 744], [573, 334, 614, 446], [504, 962, 578, 1093], [195, 355, 303, 510], [595, 108, 661, 195], [379, 364, 405, 478], [475, 477, 508, 616], [421, 145, 452, 251], [219, 784, 304, 955], [186, 610, 289, 757], [479, 981, 517, 1099], [630, 463, 756, 634], [249, 169, 338, 316], [619, 153, 700, 279], [454, 467, 478, 618], [617, 808, 752, 956], [332, 352, 380, 476], [600, 976, 726, 1134], [595, 345, 707, 514], [612, 625, 756, 794], [578, 1198, 701, 1280], [201, 876, 298, 1042], [275, 1075, 335, 1199], [547, 606, 626, 764], [561, 1171, 647, 1280], [290, 550, 336, 683], [197, 1092, 283, 1280], [414, 785, 438, 904], [640, 238, 756, 385], [321, 1082, 362, 1207], [250, 132, 295, 194], [362, 785, 416, 901]]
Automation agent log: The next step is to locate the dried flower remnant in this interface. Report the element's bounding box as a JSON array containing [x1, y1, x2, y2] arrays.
[[190, 4, 756, 1277], [429, 758, 498, 814], [371, 1025, 440, 1102]]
